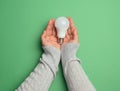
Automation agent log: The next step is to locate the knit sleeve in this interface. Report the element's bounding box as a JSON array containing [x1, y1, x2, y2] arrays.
[[16, 46, 60, 91], [61, 43, 96, 91]]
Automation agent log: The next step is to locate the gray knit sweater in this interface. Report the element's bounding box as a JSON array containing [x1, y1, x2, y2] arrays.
[[16, 43, 96, 91]]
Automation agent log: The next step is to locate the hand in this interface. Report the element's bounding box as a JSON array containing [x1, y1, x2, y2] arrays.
[[60, 18, 80, 71], [41, 19, 60, 49], [63, 17, 79, 45]]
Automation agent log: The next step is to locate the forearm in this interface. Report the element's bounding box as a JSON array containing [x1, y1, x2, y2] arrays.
[[63, 60, 96, 91], [16, 62, 54, 91], [16, 46, 60, 91], [61, 43, 96, 91]]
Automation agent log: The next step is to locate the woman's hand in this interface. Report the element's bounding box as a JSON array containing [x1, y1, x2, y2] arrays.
[[63, 17, 79, 45], [41, 18, 79, 49], [41, 19, 60, 49]]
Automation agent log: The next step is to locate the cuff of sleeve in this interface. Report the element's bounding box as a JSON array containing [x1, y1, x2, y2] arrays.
[[61, 42, 80, 73], [40, 46, 60, 78]]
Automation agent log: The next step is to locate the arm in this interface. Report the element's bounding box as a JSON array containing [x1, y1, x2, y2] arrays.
[[61, 17, 96, 91], [61, 43, 96, 91], [16, 46, 60, 91], [16, 19, 60, 91]]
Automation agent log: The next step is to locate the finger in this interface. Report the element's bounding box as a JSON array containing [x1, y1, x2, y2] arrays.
[[73, 28, 79, 41], [46, 20, 52, 30], [67, 28, 72, 35], [66, 34, 70, 40], [46, 19, 54, 35], [52, 19, 57, 36], [67, 17, 75, 36], [68, 17, 75, 30], [41, 30, 47, 40], [51, 19, 55, 35], [53, 27, 57, 36], [64, 37, 68, 42], [70, 34, 73, 39], [41, 30, 46, 37], [65, 31, 69, 37]]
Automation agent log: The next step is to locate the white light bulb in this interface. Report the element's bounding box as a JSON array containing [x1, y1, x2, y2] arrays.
[[55, 17, 69, 44]]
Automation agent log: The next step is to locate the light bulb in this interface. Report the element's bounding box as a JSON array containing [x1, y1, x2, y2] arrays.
[[55, 17, 69, 44]]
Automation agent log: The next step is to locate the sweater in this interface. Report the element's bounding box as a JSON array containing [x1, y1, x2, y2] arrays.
[[16, 43, 96, 91]]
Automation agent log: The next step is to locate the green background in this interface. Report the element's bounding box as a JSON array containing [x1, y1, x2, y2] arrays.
[[0, 0, 120, 91]]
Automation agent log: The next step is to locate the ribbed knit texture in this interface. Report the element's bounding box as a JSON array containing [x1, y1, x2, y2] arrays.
[[16, 46, 60, 91], [61, 42, 96, 91], [16, 43, 96, 91]]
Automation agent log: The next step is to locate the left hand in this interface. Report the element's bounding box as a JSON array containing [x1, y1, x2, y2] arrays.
[[41, 19, 60, 49], [63, 17, 79, 45]]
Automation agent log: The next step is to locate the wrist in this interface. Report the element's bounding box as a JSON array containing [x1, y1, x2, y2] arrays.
[[61, 42, 80, 69], [41, 45, 60, 77]]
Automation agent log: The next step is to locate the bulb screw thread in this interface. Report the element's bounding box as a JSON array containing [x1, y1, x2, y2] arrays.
[[59, 38, 64, 45]]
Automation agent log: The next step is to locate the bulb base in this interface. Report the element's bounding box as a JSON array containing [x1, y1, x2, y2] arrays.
[[59, 38, 64, 45]]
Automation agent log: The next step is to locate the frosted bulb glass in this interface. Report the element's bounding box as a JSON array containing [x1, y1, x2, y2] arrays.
[[55, 17, 69, 44]]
